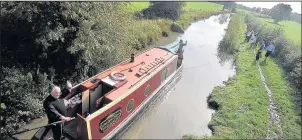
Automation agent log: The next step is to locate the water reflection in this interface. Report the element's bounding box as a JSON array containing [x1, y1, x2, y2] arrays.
[[218, 14, 229, 24], [216, 39, 236, 66], [121, 14, 236, 139]]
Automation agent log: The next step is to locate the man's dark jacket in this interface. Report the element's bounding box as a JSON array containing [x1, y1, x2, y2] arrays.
[[43, 95, 67, 124]]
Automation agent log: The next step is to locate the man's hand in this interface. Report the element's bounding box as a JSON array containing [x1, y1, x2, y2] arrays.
[[60, 116, 72, 122], [67, 99, 71, 105], [96, 97, 103, 105]]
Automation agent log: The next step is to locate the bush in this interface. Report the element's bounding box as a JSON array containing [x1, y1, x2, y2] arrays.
[[0, 1, 132, 136], [1, 67, 52, 135]]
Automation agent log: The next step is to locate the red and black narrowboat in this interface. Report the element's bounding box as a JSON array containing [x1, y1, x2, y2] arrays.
[[31, 40, 185, 140]]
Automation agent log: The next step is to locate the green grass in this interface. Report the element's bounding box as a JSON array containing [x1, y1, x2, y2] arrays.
[[183, 14, 301, 139], [206, 49, 271, 139], [259, 55, 302, 138], [257, 17, 301, 45], [125, 2, 149, 12], [184, 2, 223, 11]]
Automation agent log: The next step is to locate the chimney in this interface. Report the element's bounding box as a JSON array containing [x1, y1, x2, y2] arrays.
[[130, 53, 135, 63]]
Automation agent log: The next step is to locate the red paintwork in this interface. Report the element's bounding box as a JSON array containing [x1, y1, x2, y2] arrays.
[[64, 47, 180, 139], [87, 57, 178, 139]]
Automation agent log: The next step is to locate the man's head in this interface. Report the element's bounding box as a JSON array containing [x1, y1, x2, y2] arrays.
[[180, 39, 183, 43], [51, 86, 61, 99]]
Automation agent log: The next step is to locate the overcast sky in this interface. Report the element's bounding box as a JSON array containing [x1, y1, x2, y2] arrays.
[[236, 2, 301, 14]]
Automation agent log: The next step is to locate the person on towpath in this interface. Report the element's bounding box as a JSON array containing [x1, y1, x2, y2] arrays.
[[245, 24, 253, 42], [247, 24, 252, 32], [246, 30, 254, 42], [264, 41, 275, 62], [255, 39, 268, 61], [43, 86, 72, 140], [249, 32, 258, 48]]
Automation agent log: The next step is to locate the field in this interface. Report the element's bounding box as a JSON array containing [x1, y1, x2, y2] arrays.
[[184, 2, 223, 11], [256, 17, 301, 45], [126, 2, 149, 12], [127, 2, 224, 12]]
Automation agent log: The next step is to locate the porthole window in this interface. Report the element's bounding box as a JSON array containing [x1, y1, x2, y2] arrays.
[[145, 85, 151, 96], [126, 99, 134, 113]]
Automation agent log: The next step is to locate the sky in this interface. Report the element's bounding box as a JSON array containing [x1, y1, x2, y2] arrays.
[[236, 2, 301, 14]]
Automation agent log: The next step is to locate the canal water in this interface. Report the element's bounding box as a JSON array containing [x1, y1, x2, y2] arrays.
[[121, 14, 236, 139]]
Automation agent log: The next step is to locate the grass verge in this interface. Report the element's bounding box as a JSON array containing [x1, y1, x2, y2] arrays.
[[259, 58, 301, 139]]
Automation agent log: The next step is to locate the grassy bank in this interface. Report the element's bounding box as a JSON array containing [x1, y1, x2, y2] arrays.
[[183, 13, 301, 139], [260, 58, 301, 138], [121, 2, 225, 55]]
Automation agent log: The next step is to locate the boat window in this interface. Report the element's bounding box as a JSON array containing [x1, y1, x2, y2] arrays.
[[126, 99, 134, 113], [145, 85, 151, 96], [161, 69, 168, 83], [165, 68, 169, 79], [167, 65, 172, 77]]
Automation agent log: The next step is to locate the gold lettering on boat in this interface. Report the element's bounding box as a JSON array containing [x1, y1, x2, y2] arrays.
[[99, 107, 122, 133]]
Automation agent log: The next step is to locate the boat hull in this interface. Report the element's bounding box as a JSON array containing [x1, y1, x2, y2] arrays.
[[106, 64, 183, 139]]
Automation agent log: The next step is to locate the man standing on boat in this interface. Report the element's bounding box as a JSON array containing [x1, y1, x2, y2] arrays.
[[43, 86, 72, 140], [177, 39, 187, 67]]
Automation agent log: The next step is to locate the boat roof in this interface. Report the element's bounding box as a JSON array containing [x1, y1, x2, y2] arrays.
[[80, 47, 176, 101]]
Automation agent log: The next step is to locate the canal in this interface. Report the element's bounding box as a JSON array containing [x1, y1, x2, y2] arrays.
[[121, 14, 236, 139]]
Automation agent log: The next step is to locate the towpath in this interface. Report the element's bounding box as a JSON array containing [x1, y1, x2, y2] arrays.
[[253, 50, 283, 139]]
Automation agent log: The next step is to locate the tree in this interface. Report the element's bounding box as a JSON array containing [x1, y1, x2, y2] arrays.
[[142, 2, 185, 20], [252, 7, 257, 12], [270, 3, 292, 23], [256, 7, 261, 13], [261, 8, 271, 15], [222, 1, 235, 11], [0, 1, 132, 136], [290, 12, 301, 24]]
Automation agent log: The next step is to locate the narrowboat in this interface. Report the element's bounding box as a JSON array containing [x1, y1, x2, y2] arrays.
[[31, 40, 185, 140]]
